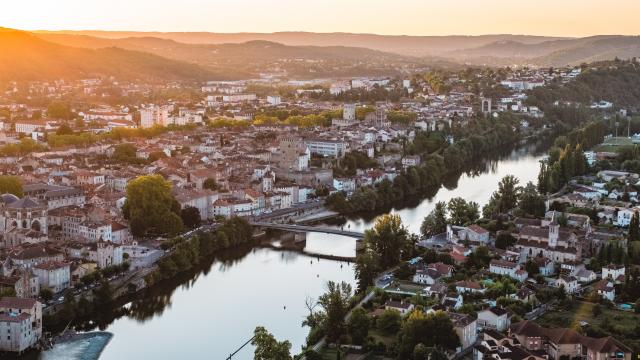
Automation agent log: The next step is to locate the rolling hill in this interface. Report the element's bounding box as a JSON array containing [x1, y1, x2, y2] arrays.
[[35, 30, 565, 57], [35, 33, 454, 78], [445, 36, 640, 66], [0, 28, 228, 82], [35, 30, 640, 67]]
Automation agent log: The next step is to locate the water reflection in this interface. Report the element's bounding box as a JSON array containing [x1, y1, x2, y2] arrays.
[[324, 142, 549, 234], [69, 245, 355, 360], [36, 142, 549, 360]]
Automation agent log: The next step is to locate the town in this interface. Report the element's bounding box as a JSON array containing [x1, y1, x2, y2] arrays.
[[1, 28, 640, 360]]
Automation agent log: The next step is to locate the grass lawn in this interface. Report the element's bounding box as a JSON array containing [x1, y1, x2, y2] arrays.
[[369, 328, 397, 348], [384, 280, 425, 295], [536, 301, 640, 351], [321, 348, 339, 360], [593, 137, 633, 152]]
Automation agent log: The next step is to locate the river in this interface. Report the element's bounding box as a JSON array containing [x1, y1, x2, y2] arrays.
[[37, 143, 546, 360]]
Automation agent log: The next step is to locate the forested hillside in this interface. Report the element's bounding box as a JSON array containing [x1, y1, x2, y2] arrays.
[[526, 60, 640, 109]]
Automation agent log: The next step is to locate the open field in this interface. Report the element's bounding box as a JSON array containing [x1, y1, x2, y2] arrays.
[[536, 300, 640, 351]]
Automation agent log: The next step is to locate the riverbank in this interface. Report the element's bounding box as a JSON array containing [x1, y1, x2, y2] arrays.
[[326, 128, 552, 219]]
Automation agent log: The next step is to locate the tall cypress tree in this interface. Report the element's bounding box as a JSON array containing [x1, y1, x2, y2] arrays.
[[629, 210, 640, 242]]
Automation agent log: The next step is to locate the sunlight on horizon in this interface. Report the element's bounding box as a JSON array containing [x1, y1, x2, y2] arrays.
[[1, 0, 640, 36]]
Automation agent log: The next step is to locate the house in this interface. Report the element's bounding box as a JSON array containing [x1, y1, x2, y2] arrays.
[[489, 259, 528, 282], [32, 261, 71, 293], [534, 257, 555, 276], [441, 294, 464, 311], [412, 268, 442, 285], [384, 300, 414, 315], [593, 280, 615, 301], [465, 224, 490, 244], [555, 275, 579, 294], [583, 335, 632, 360], [616, 208, 636, 227], [412, 262, 453, 284], [6, 244, 64, 269], [512, 286, 537, 303], [447, 224, 489, 244], [474, 330, 545, 360], [429, 262, 454, 277], [0, 297, 42, 353], [602, 264, 625, 283], [401, 155, 421, 168], [455, 280, 485, 294], [333, 177, 356, 192], [111, 221, 132, 244], [63, 241, 123, 269], [424, 282, 448, 298], [448, 312, 477, 351], [575, 268, 597, 283], [510, 320, 632, 360], [477, 307, 510, 332]]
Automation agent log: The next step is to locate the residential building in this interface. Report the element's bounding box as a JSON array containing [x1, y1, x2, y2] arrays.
[[477, 306, 510, 332], [32, 261, 70, 293], [0, 297, 42, 352]]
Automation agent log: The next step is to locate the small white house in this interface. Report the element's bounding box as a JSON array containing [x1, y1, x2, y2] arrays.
[[477, 307, 510, 332], [602, 264, 625, 282], [384, 300, 414, 315]]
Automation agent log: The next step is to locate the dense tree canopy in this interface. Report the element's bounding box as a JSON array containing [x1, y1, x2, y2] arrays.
[[251, 326, 292, 360], [123, 175, 183, 236], [0, 175, 23, 197], [397, 311, 460, 358], [362, 214, 410, 268], [318, 281, 352, 343], [420, 201, 448, 238], [180, 206, 201, 229]]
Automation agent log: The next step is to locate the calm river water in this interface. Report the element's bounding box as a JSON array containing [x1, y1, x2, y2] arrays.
[[38, 143, 547, 360]]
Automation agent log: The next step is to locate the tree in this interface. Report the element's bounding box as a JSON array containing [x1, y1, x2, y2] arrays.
[[354, 249, 379, 293], [56, 123, 74, 135], [525, 259, 540, 275], [112, 143, 138, 163], [0, 175, 23, 197], [180, 206, 201, 229], [413, 343, 429, 360], [430, 347, 449, 360], [362, 214, 409, 268], [251, 326, 292, 360], [420, 201, 448, 238], [592, 304, 602, 317], [447, 197, 479, 226], [123, 175, 183, 236], [318, 281, 352, 343], [629, 211, 639, 242], [397, 311, 459, 358], [47, 101, 73, 120], [40, 288, 53, 301], [518, 182, 546, 217], [148, 151, 167, 162], [466, 246, 492, 269], [203, 178, 218, 191], [376, 309, 401, 334], [347, 307, 370, 345], [496, 175, 521, 213], [495, 232, 516, 250]]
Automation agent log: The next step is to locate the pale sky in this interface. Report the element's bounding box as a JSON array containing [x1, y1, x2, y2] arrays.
[[2, 0, 640, 37]]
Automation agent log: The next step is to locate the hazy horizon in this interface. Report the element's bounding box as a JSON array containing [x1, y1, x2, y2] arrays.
[[3, 0, 640, 38]]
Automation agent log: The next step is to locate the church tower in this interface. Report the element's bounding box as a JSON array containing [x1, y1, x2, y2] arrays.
[[548, 221, 560, 248]]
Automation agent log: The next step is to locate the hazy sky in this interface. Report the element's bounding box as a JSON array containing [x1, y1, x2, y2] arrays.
[[2, 0, 640, 37]]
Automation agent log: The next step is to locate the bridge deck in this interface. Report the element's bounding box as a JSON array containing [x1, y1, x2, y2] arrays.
[[250, 222, 364, 239]]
